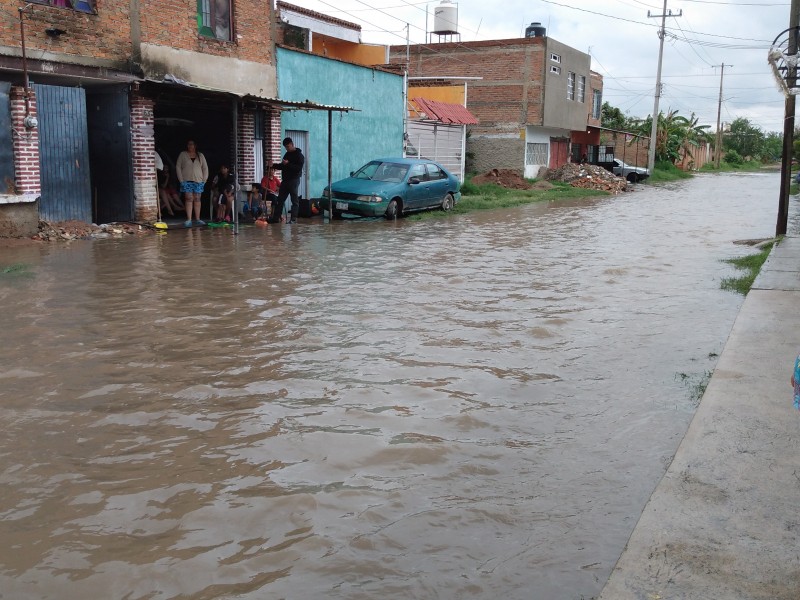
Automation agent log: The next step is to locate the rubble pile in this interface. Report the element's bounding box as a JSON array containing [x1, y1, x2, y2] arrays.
[[33, 220, 149, 242], [545, 163, 628, 194], [471, 168, 532, 190]]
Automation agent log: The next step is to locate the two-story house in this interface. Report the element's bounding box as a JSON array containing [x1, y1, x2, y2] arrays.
[[390, 26, 603, 179], [0, 0, 294, 235]]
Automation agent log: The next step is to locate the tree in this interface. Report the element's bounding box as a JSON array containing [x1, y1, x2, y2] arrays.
[[723, 118, 765, 160], [631, 109, 711, 164], [601, 102, 636, 131]]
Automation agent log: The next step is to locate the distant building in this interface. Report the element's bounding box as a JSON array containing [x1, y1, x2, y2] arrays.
[[390, 31, 603, 178]]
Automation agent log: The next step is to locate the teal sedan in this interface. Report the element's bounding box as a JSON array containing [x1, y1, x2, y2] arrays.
[[321, 158, 461, 219]]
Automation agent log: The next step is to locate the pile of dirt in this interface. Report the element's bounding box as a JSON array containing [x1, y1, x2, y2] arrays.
[[33, 220, 150, 242], [471, 169, 532, 190], [545, 163, 628, 194]]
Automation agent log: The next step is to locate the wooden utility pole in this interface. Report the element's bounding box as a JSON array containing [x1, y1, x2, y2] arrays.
[[714, 64, 730, 168], [647, 1, 681, 174], [777, 0, 800, 236]]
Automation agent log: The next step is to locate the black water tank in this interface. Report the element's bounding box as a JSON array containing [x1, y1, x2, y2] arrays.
[[525, 22, 546, 38]]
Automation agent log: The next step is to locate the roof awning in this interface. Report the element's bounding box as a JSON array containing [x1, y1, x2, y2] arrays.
[[410, 97, 478, 125], [144, 75, 357, 112]]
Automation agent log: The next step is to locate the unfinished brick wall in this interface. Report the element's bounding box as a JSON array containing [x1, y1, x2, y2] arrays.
[[265, 110, 283, 176], [5, 3, 133, 67], [130, 92, 157, 221], [140, 0, 274, 64], [237, 110, 255, 187], [390, 39, 546, 134], [10, 86, 40, 198]]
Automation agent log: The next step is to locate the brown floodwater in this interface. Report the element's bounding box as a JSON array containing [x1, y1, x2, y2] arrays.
[[0, 172, 795, 599]]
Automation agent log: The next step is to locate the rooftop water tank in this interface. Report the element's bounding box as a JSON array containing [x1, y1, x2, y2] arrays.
[[525, 22, 546, 38], [433, 0, 458, 35]]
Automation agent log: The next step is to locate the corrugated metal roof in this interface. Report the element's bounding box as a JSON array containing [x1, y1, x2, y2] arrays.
[[145, 76, 356, 112], [411, 97, 478, 125]]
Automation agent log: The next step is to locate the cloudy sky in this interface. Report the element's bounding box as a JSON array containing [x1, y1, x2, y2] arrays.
[[293, 0, 794, 133]]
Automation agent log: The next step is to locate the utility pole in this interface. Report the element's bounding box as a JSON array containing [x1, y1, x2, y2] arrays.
[[777, 0, 800, 236], [647, 1, 681, 175], [714, 64, 731, 168]]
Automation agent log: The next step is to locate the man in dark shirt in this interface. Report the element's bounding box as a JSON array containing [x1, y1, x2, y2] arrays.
[[272, 137, 305, 224]]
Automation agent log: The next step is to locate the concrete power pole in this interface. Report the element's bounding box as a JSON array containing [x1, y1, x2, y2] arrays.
[[777, 0, 800, 236], [714, 64, 731, 168], [647, 1, 681, 175]]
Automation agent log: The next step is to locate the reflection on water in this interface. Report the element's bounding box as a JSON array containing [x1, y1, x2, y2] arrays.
[[0, 172, 795, 599]]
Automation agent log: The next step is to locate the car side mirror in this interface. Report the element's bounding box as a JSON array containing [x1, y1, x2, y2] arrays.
[[408, 176, 420, 184], [350, 171, 355, 177]]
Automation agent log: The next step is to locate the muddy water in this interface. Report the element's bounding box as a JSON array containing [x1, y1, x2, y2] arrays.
[[0, 172, 793, 599]]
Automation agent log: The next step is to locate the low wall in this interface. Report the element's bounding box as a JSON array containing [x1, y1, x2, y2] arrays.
[[0, 200, 39, 237]]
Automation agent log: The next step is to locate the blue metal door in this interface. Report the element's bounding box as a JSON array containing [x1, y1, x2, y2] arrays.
[[34, 84, 92, 222]]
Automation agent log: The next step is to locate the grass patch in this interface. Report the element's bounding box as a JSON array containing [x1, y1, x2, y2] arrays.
[[699, 160, 764, 173], [646, 161, 694, 184], [0, 263, 32, 278], [405, 180, 606, 221], [720, 241, 775, 295], [678, 370, 713, 405]]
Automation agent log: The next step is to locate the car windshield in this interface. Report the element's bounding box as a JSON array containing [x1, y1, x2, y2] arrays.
[[352, 161, 409, 182]]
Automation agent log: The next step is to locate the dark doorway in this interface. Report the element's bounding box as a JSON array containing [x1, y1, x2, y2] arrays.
[[154, 97, 233, 219], [86, 86, 134, 223]]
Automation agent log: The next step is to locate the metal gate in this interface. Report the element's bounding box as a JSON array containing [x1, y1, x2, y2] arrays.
[[34, 84, 92, 222], [87, 87, 134, 223], [285, 129, 308, 199]]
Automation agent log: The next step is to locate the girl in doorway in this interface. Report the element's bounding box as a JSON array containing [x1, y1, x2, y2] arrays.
[[175, 140, 209, 227]]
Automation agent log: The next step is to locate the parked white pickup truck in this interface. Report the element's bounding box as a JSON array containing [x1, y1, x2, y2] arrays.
[[612, 159, 650, 183]]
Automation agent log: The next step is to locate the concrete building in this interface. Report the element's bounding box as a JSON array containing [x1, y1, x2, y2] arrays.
[[274, 3, 403, 199], [390, 30, 603, 178]]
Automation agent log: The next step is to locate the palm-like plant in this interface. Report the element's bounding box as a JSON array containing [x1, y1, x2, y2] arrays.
[[631, 109, 711, 165]]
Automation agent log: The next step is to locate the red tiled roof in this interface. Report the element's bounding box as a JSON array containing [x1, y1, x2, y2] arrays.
[[411, 97, 478, 125]]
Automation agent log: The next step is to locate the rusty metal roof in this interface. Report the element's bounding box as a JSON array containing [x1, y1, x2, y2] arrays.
[[410, 97, 478, 125]]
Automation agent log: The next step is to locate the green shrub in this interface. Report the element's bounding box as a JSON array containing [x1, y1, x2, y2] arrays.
[[724, 149, 744, 165]]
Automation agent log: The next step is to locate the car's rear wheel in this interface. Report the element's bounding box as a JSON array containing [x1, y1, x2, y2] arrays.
[[441, 193, 454, 212], [385, 199, 401, 220], [627, 173, 638, 183]]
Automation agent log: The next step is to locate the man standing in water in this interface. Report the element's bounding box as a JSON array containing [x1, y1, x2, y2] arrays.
[[272, 137, 304, 224]]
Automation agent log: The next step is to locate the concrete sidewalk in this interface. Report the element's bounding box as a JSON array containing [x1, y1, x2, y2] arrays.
[[599, 236, 800, 600]]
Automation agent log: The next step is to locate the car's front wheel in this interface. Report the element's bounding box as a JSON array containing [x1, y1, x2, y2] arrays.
[[385, 199, 401, 220], [627, 173, 639, 183], [441, 193, 454, 212]]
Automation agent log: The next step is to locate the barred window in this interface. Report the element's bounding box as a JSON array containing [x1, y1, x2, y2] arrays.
[[526, 143, 548, 166], [567, 72, 575, 101], [577, 75, 586, 103]]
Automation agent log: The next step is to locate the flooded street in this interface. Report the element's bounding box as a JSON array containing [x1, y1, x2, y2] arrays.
[[0, 171, 794, 599]]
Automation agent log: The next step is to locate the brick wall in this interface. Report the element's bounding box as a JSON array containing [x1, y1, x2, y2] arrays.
[[390, 39, 545, 134], [237, 110, 255, 186], [130, 92, 157, 221], [10, 86, 40, 197], [140, 0, 274, 64], [265, 110, 282, 175], [5, 3, 133, 67]]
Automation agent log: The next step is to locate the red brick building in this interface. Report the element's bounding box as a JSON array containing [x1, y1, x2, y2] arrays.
[[390, 30, 603, 178], [0, 0, 286, 235]]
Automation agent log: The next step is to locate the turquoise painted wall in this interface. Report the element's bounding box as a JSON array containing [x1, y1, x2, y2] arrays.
[[277, 48, 404, 198]]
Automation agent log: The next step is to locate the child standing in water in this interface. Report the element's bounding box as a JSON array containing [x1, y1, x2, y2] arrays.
[[792, 353, 800, 410]]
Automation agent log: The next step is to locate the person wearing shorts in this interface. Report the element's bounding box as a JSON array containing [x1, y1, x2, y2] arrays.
[[175, 140, 209, 228]]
